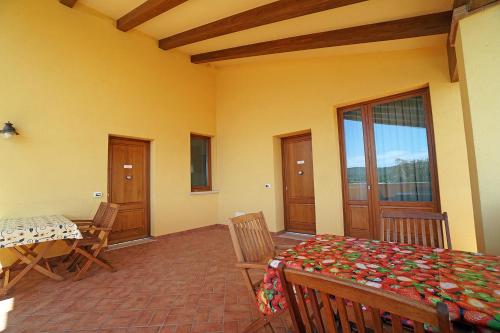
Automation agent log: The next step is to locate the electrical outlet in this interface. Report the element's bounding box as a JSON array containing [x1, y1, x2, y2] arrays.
[[264, 184, 272, 189], [93, 192, 103, 198]]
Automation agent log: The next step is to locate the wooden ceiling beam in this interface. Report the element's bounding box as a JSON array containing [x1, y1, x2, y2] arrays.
[[446, 0, 497, 82], [191, 11, 452, 64], [469, 0, 498, 11], [447, 42, 459, 82], [59, 0, 78, 8], [447, 0, 467, 82], [159, 0, 367, 50], [117, 0, 189, 32]]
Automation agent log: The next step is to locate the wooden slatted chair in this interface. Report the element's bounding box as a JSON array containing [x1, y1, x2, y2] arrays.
[[278, 263, 451, 333], [71, 202, 109, 231], [380, 211, 452, 249], [66, 203, 119, 281], [63, 202, 110, 263], [228, 212, 292, 333]]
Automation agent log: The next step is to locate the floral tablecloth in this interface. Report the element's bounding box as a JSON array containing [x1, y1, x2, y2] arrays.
[[257, 235, 500, 330], [0, 215, 82, 248]]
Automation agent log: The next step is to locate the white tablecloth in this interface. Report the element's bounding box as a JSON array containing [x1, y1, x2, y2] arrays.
[[0, 215, 82, 248]]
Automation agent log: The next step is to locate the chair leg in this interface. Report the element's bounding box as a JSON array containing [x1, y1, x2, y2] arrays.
[[78, 248, 115, 272], [95, 255, 117, 272], [265, 322, 275, 333], [243, 316, 273, 333], [44, 259, 52, 273], [67, 253, 83, 272], [242, 309, 288, 333], [72, 246, 116, 281], [73, 257, 93, 281], [62, 249, 75, 263], [67, 244, 93, 271]]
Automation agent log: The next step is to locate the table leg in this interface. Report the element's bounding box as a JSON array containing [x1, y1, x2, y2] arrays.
[[0, 245, 37, 276], [2, 269, 9, 289], [19, 245, 52, 271], [1, 241, 64, 295]]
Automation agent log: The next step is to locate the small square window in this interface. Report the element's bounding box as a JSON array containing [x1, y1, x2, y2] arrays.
[[190, 134, 212, 192]]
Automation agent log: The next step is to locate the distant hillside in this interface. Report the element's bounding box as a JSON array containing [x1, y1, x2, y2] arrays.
[[347, 159, 430, 183]]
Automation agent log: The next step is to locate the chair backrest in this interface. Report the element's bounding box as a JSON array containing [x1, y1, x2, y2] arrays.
[[228, 212, 275, 263], [92, 202, 109, 225], [100, 203, 119, 229], [278, 263, 451, 333], [380, 211, 452, 249], [94, 203, 119, 243]]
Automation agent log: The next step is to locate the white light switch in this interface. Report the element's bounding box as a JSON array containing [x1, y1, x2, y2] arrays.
[[93, 192, 103, 198], [264, 184, 272, 189]]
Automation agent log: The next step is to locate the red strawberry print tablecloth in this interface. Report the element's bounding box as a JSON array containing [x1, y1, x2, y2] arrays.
[[256, 235, 500, 331]]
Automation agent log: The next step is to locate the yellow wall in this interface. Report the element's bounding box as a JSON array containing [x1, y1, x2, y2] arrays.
[[0, 0, 217, 265], [216, 46, 478, 252], [0, 0, 485, 269], [455, 5, 500, 255]]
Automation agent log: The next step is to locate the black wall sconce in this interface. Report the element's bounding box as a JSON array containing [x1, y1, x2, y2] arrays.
[[1, 122, 19, 139]]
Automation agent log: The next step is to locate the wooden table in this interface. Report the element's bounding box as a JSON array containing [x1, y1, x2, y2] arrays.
[[0, 215, 82, 294], [257, 234, 500, 330]]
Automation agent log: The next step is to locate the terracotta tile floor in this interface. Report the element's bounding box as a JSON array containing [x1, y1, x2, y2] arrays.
[[1, 227, 300, 333]]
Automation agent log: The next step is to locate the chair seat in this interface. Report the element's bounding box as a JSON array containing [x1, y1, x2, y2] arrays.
[[253, 278, 264, 290], [76, 232, 101, 246]]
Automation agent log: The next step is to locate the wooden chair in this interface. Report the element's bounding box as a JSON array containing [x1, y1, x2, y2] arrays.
[[66, 203, 119, 281], [380, 211, 452, 249], [278, 263, 451, 333], [71, 202, 109, 231], [228, 212, 291, 333], [63, 202, 109, 263]]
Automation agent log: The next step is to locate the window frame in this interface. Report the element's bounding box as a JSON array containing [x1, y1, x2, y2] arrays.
[[190, 133, 212, 192], [337, 87, 441, 240]]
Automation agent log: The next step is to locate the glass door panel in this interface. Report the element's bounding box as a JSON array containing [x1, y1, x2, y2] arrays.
[[342, 109, 368, 201], [339, 88, 440, 240], [372, 96, 432, 202]]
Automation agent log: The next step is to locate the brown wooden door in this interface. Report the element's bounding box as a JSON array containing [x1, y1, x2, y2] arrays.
[[108, 136, 150, 244], [282, 133, 316, 234], [338, 88, 441, 240], [338, 107, 374, 239]]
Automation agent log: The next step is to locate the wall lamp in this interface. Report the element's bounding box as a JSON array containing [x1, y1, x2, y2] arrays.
[[0, 122, 19, 139]]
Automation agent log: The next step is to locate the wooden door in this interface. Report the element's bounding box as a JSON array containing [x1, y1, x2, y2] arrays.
[[338, 108, 374, 239], [338, 88, 440, 240], [282, 133, 316, 234], [108, 136, 150, 244]]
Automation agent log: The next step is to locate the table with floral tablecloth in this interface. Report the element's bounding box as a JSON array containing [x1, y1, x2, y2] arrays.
[[257, 234, 500, 330], [0, 215, 82, 248], [0, 215, 82, 294]]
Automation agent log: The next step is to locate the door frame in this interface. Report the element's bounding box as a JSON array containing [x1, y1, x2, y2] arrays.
[[337, 88, 441, 239], [107, 135, 151, 243], [281, 132, 317, 234], [337, 105, 376, 238]]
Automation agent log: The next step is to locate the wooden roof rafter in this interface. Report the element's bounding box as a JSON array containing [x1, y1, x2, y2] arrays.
[[447, 0, 498, 82], [191, 11, 453, 64], [158, 0, 368, 50], [117, 0, 190, 32], [59, 0, 78, 8]]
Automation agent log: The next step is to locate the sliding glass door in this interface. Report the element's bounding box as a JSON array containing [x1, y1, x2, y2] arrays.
[[339, 88, 440, 240]]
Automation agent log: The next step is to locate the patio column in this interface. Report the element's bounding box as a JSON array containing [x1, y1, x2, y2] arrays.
[[454, 4, 500, 255]]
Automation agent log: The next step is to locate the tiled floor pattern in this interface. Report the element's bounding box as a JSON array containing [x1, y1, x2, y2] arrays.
[[1, 228, 299, 333]]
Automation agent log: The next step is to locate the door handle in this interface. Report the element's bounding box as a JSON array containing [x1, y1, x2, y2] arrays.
[[125, 175, 133, 180], [298, 170, 304, 175], [368, 185, 372, 190]]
